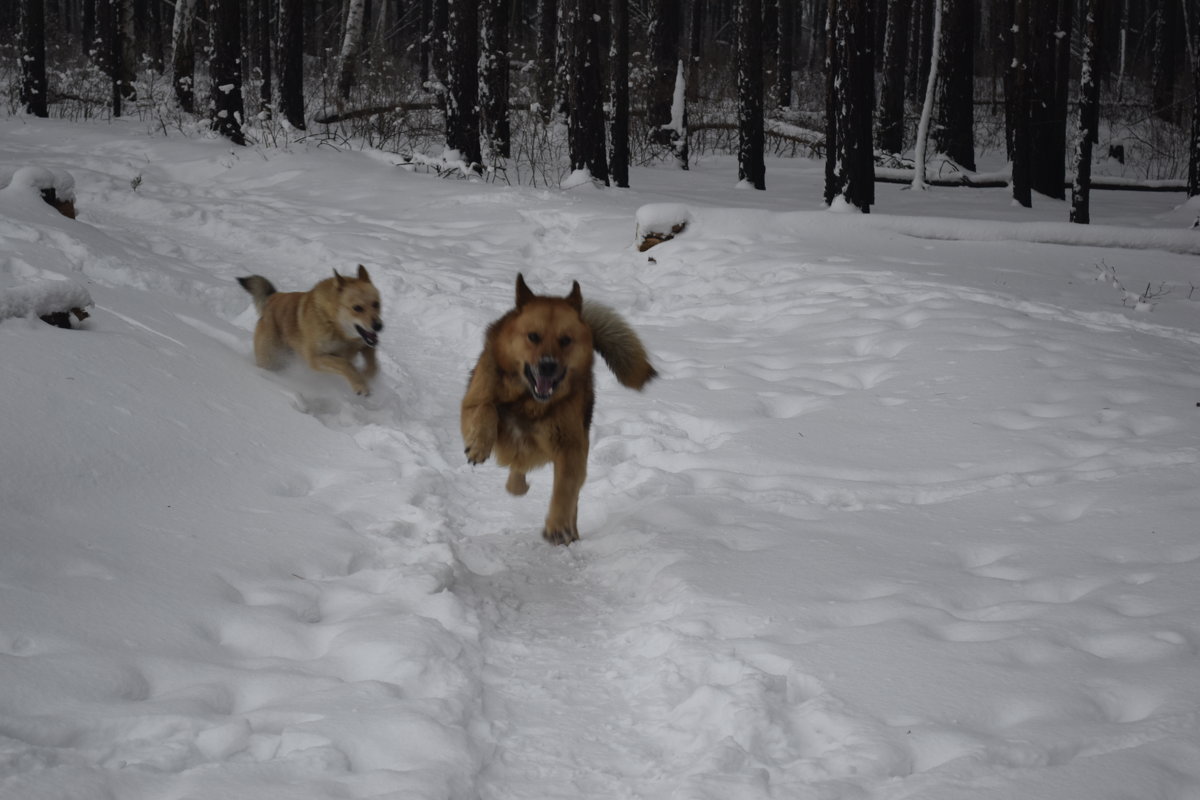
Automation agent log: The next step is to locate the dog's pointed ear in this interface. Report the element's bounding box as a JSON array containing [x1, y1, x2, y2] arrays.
[[565, 281, 583, 312], [333, 269, 347, 288], [515, 273, 534, 308], [357, 264, 371, 283]]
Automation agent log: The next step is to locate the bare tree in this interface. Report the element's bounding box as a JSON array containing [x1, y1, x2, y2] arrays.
[[481, 0, 512, 159], [737, 0, 765, 189], [912, 0, 941, 190], [278, 0, 306, 129], [335, 0, 366, 100], [19, 0, 48, 117], [609, 0, 631, 187], [777, 0, 795, 107], [1008, 0, 1032, 207], [1188, 0, 1200, 197], [171, 0, 198, 112], [444, 0, 481, 168], [209, 0, 246, 144], [935, 0, 974, 170], [1070, 0, 1101, 223], [876, 0, 911, 155], [825, 0, 874, 210], [568, 0, 608, 183], [649, 0, 685, 151]]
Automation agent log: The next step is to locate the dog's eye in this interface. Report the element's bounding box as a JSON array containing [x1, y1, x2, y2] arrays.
[[558, 335, 572, 348], [353, 305, 364, 312], [372, 302, 380, 309], [528, 332, 542, 344]]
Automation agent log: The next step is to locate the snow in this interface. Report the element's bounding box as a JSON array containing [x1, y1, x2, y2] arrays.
[[2, 116, 1200, 800]]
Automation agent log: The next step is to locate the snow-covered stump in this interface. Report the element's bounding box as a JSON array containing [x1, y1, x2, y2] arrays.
[[635, 203, 691, 252], [0, 166, 77, 219], [0, 280, 94, 329]]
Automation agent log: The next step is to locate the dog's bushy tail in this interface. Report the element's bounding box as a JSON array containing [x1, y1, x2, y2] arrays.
[[237, 275, 276, 316], [581, 301, 658, 390]]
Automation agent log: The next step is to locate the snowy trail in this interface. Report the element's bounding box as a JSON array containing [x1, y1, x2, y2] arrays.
[[4, 121, 1200, 799]]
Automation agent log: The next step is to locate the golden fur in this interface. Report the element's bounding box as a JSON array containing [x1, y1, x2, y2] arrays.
[[461, 274, 657, 544], [238, 265, 383, 395]]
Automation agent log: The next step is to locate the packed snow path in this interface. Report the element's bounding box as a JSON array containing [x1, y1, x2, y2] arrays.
[[3, 121, 1200, 800]]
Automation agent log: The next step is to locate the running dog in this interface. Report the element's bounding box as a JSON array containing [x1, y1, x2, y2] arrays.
[[238, 265, 383, 395], [461, 274, 657, 544]]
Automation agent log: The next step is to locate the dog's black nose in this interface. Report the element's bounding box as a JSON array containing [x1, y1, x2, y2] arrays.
[[373, 320, 383, 332], [537, 359, 559, 376]]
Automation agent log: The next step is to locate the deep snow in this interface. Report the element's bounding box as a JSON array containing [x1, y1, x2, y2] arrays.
[[2, 116, 1200, 800]]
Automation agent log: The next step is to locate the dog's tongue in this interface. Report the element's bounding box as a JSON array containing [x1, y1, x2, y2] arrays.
[[535, 373, 556, 397], [358, 327, 378, 347]]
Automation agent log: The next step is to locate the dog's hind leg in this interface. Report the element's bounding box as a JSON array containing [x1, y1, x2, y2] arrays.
[[506, 469, 529, 496]]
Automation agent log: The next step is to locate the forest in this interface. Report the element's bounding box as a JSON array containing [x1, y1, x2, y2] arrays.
[[6, 0, 1200, 219]]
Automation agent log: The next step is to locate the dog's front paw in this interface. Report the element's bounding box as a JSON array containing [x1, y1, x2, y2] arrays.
[[542, 521, 579, 546], [463, 430, 495, 465]]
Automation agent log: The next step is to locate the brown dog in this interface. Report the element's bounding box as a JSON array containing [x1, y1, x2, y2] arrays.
[[461, 274, 657, 544], [238, 265, 383, 395]]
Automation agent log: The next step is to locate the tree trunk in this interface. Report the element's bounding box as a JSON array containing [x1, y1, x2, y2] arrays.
[[535, 0, 557, 118], [209, 0, 247, 145], [1008, 0, 1031, 207], [687, 0, 703, 103], [480, 0, 512, 159], [912, 0, 941, 190], [609, 0, 631, 187], [336, 0, 366, 100], [444, 0, 481, 167], [1188, 0, 1200, 197], [737, 0, 765, 189], [1070, 0, 1101, 223], [20, 0, 49, 117], [876, 0, 911, 155], [825, 0, 874, 210], [649, 0, 685, 148], [257, 0, 272, 112], [935, 0, 974, 170], [171, 0, 198, 113], [278, 0, 306, 129], [568, 0, 608, 183], [1152, 0, 1177, 122], [777, 0, 794, 107]]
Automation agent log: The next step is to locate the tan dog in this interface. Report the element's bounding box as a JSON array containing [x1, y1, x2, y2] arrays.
[[238, 265, 383, 395], [461, 274, 657, 544]]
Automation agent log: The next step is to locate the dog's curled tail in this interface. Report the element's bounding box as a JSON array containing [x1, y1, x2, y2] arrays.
[[237, 275, 276, 316], [582, 300, 658, 390]]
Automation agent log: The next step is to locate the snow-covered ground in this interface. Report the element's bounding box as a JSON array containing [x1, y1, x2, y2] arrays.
[[2, 116, 1199, 800]]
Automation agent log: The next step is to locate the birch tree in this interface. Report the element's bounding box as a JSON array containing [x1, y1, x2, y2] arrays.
[[912, 0, 941, 191], [335, 0, 366, 101]]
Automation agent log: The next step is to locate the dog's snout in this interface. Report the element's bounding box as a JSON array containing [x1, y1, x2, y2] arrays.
[[372, 319, 383, 332], [537, 359, 559, 376]]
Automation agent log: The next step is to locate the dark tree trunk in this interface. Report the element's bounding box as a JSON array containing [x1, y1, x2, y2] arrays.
[[1189, 0, 1200, 197], [278, 0, 306, 128], [737, 0, 766, 189], [648, 0, 684, 146], [609, 0, 631, 187], [481, 0, 512, 158], [171, 0, 197, 113], [1026, 0, 1070, 199], [825, 0, 874, 211], [258, 0, 272, 111], [777, 0, 794, 107], [419, 0, 431, 84], [876, 0, 910, 155], [445, 0, 481, 167], [1070, 0, 1101, 223], [935, 0, 974, 169], [687, 0, 702, 103], [1008, 0, 1032, 207], [1152, 0, 1177, 122], [209, 0, 247, 144], [20, 0, 49, 117], [535, 0, 557, 118], [430, 0, 449, 91], [568, 0, 608, 183]]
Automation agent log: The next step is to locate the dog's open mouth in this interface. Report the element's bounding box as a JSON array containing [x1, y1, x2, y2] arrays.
[[524, 360, 565, 402], [355, 325, 379, 348]]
